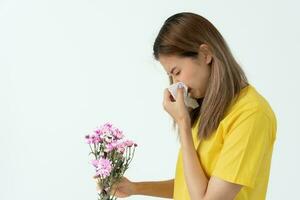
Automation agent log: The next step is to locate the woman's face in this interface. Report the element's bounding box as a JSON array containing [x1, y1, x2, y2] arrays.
[[159, 47, 212, 99]]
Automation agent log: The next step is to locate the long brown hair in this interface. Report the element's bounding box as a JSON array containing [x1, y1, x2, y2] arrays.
[[153, 12, 248, 140]]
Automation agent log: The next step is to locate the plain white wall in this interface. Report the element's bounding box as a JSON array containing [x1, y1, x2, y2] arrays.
[[1, 0, 299, 199]]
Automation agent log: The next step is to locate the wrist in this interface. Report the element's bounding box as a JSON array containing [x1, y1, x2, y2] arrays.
[[178, 118, 191, 130], [131, 181, 139, 195]]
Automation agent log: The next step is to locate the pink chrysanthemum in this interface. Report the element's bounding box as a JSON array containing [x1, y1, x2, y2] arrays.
[[93, 157, 112, 178]]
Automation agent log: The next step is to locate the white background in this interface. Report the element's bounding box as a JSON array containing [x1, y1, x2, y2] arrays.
[[1, 0, 299, 199]]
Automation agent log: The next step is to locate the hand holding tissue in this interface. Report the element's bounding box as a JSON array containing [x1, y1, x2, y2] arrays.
[[167, 82, 199, 109]]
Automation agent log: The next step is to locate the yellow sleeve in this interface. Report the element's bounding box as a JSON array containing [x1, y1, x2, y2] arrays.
[[211, 109, 274, 188]]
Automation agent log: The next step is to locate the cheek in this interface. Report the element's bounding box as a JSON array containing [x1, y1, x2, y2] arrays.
[[200, 72, 209, 84], [193, 68, 210, 91], [199, 68, 211, 91], [181, 71, 194, 86]]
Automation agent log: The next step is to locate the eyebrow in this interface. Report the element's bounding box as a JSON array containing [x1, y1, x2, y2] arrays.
[[167, 66, 177, 76]]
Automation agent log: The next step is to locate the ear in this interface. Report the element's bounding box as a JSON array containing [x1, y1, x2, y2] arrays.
[[199, 44, 213, 65]]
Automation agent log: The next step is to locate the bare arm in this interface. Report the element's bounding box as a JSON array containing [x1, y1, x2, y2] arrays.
[[179, 121, 242, 200], [133, 179, 174, 199]]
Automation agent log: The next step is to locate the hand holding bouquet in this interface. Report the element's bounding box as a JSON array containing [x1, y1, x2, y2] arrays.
[[85, 122, 137, 200]]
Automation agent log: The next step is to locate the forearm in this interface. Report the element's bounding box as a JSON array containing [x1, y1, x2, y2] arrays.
[[179, 122, 209, 200], [132, 179, 174, 198]]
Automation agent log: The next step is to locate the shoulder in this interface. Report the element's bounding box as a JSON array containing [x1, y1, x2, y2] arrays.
[[220, 85, 277, 140], [224, 84, 276, 122]]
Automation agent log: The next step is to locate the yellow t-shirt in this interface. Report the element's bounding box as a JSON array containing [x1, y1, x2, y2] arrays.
[[173, 84, 277, 200]]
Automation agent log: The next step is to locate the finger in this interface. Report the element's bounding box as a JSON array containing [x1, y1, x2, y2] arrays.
[[176, 87, 185, 103], [111, 185, 118, 194], [164, 88, 172, 102], [96, 184, 103, 192], [97, 184, 103, 191], [163, 88, 172, 108], [111, 185, 116, 192]]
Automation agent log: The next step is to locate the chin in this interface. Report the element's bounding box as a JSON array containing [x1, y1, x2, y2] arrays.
[[193, 93, 204, 99], [189, 89, 204, 99]]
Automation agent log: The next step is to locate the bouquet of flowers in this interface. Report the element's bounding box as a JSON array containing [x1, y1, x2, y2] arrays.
[[85, 122, 137, 200]]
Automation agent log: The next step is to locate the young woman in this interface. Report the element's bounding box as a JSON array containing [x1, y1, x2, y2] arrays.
[[94, 12, 277, 200]]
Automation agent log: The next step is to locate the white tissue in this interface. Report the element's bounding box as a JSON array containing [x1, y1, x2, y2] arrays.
[[167, 82, 199, 109]]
